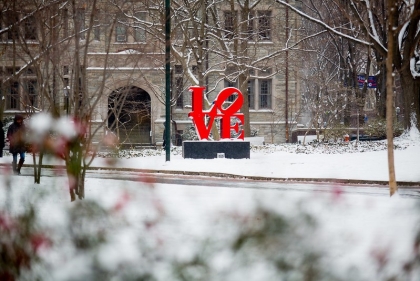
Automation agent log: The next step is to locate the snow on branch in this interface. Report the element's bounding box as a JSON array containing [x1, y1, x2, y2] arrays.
[[275, 0, 375, 48]]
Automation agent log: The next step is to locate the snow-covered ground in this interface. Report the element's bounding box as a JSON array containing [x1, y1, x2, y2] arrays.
[[2, 124, 419, 183], [0, 127, 419, 280]]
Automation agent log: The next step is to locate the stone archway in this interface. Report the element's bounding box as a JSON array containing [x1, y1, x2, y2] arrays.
[[108, 86, 151, 146]]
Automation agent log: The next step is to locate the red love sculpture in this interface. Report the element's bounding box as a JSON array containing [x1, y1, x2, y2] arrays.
[[188, 86, 244, 140]]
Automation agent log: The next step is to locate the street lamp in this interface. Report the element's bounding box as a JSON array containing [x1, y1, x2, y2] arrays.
[[396, 106, 400, 122], [63, 86, 70, 115], [164, 0, 171, 161]]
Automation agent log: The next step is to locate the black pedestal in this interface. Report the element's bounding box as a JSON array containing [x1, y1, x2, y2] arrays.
[[182, 140, 250, 159]]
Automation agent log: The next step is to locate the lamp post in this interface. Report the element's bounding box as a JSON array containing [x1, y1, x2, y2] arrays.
[[63, 86, 70, 115], [356, 109, 359, 143], [164, 0, 171, 161]]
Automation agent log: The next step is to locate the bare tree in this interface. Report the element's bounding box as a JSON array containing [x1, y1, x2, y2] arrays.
[[0, 0, 161, 200], [275, 0, 411, 194], [276, 0, 420, 131]]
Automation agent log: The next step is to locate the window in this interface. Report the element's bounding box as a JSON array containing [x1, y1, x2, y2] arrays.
[[6, 67, 17, 76], [63, 9, 68, 37], [247, 12, 254, 40], [76, 8, 86, 40], [2, 67, 38, 110], [0, 13, 3, 41], [25, 80, 37, 107], [224, 11, 237, 39], [7, 81, 19, 109], [134, 12, 146, 42], [248, 79, 255, 109], [93, 9, 100, 41], [63, 65, 69, 75], [259, 80, 272, 109], [257, 11, 271, 41], [0, 12, 37, 41], [224, 66, 238, 102], [116, 13, 127, 42], [175, 65, 183, 75], [174, 19, 183, 41], [25, 67, 35, 75], [6, 11, 19, 41], [24, 15, 37, 40], [175, 77, 183, 109], [174, 65, 183, 108], [191, 65, 198, 75], [224, 80, 238, 102]]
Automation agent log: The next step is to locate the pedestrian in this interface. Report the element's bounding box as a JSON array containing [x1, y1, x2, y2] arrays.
[[7, 114, 26, 174], [0, 120, 4, 157]]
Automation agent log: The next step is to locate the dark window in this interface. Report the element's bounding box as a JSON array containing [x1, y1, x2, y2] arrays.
[[258, 11, 271, 41], [26, 80, 37, 107], [174, 65, 183, 75], [224, 11, 236, 39], [7, 81, 19, 109], [25, 67, 35, 75], [6, 67, 19, 76], [6, 11, 19, 41], [175, 77, 183, 109], [24, 15, 37, 40], [63, 9, 68, 37], [259, 79, 272, 109], [0, 13, 3, 41], [192, 65, 198, 75], [76, 8, 86, 40], [248, 79, 255, 109]]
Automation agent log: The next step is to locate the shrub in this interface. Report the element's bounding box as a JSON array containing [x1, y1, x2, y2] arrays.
[[364, 117, 403, 137]]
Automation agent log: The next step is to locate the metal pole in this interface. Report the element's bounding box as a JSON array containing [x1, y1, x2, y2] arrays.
[[357, 109, 359, 143], [285, 0, 289, 143], [165, 0, 171, 161]]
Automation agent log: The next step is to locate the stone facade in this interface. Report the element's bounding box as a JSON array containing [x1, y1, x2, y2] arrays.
[[0, 0, 301, 146]]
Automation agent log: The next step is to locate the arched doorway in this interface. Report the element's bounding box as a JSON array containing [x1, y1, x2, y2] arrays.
[[108, 86, 151, 147]]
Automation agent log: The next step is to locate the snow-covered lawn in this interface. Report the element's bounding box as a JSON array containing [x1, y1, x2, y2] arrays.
[[0, 127, 419, 280]]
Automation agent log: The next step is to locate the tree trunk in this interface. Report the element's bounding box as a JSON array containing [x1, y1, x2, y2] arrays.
[[239, 73, 251, 137], [67, 170, 85, 202], [376, 65, 387, 119], [386, 1, 397, 196], [32, 152, 44, 184], [66, 136, 85, 201], [239, 2, 251, 137]]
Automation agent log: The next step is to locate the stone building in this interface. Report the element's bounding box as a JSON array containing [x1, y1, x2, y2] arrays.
[[0, 0, 301, 147]]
